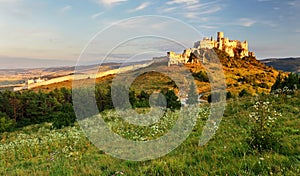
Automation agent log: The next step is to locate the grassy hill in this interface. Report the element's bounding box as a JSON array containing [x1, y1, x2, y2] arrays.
[[1, 91, 299, 175], [0, 49, 299, 175], [33, 49, 284, 97]]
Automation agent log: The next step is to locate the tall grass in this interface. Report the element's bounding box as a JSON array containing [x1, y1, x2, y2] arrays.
[[0, 92, 299, 175]]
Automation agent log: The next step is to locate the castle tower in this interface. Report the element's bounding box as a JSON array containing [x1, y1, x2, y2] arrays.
[[217, 32, 224, 50], [217, 32, 224, 42]]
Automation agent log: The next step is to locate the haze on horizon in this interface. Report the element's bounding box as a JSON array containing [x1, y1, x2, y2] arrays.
[[0, 0, 299, 69]]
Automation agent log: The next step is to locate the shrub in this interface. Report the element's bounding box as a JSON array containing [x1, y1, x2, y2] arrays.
[[258, 83, 269, 89], [192, 71, 209, 82], [161, 90, 181, 110], [226, 91, 233, 99], [247, 98, 282, 152], [0, 112, 15, 132], [239, 89, 249, 97]]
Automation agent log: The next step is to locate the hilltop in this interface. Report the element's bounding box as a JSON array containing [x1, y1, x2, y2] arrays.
[[13, 31, 285, 97], [30, 48, 283, 97]]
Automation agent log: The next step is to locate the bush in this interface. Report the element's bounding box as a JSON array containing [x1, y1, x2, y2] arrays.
[[161, 90, 181, 110], [239, 89, 249, 97], [0, 112, 15, 132], [271, 73, 300, 92], [51, 103, 76, 129], [192, 71, 209, 82], [51, 112, 75, 129], [258, 82, 269, 89], [226, 91, 233, 99], [247, 98, 282, 152]]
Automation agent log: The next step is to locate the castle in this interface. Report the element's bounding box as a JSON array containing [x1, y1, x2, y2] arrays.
[[167, 32, 255, 66]]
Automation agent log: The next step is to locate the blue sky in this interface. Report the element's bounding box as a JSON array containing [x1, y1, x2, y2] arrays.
[[0, 0, 299, 68]]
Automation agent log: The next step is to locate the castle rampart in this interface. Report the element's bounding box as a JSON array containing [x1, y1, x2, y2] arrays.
[[167, 32, 254, 66]]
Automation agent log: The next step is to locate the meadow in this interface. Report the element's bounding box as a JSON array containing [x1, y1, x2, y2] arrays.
[[0, 90, 299, 175]]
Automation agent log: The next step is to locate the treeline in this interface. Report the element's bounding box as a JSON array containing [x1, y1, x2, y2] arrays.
[[271, 72, 300, 92], [0, 88, 75, 131], [0, 86, 182, 132]]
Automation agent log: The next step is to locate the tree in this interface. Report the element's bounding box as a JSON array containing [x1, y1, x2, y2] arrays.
[[0, 112, 15, 132], [129, 90, 137, 108], [163, 90, 181, 110]]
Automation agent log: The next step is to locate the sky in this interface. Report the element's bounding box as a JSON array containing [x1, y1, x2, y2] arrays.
[[0, 0, 300, 68]]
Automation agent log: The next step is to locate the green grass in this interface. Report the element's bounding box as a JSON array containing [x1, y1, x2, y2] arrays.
[[0, 92, 300, 175]]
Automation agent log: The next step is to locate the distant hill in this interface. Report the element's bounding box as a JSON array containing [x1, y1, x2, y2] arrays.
[[261, 57, 300, 73], [32, 49, 283, 96]]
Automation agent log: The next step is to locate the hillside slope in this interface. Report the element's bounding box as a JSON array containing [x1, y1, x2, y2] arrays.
[[33, 49, 284, 96]]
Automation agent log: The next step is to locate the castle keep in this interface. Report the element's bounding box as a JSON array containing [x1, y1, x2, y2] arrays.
[[167, 32, 255, 66]]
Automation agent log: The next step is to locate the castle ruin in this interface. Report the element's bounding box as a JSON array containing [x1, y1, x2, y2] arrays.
[[167, 32, 255, 66]]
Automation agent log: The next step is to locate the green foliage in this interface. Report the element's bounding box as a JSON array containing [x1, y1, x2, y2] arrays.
[[0, 112, 15, 132], [51, 103, 76, 129], [135, 91, 150, 108], [1, 91, 300, 175], [271, 73, 300, 92], [161, 89, 181, 110], [247, 97, 282, 152], [226, 91, 233, 99], [192, 71, 209, 82], [258, 82, 269, 89], [0, 92, 300, 175], [239, 89, 249, 97], [0, 88, 76, 131]]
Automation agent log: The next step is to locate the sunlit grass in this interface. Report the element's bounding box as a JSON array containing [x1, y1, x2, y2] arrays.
[[0, 92, 300, 175]]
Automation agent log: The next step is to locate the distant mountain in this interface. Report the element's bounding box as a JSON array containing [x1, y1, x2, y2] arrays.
[[261, 57, 300, 73]]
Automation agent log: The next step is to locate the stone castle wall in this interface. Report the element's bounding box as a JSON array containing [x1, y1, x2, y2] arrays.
[[167, 32, 254, 66]]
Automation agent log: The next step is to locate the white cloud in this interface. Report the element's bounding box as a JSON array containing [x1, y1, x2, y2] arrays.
[[160, 0, 222, 20], [60, 5, 72, 13], [199, 25, 217, 29], [198, 6, 221, 15], [162, 6, 178, 13], [166, 0, 198, 5], [95, 0, 127, 6], [237, 18, 257, 27], [183, 6, 221, 19], [91, 12, 104, 19], [128, 2, 151, 12]]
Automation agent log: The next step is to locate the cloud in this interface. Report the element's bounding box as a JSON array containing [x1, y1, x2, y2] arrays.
[[161, 6, 178, 13], [159, 0, 222, 20], [60, 5, 72, 13], [287, 0, 300, 7], [91, 12, 104, 19], [199, 25, 218, 29], [166, 0, 198, 5], [128, 2, 151, 12], [183, 6, 221, 19], [95, 0, 127, 6], [237, 18, 257, 27], [198, 6, 222, 15]]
